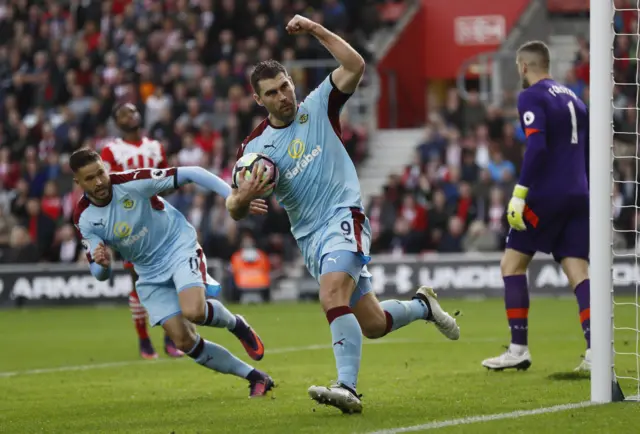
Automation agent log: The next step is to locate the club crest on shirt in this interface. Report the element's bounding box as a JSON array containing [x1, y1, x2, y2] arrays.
[[288, 139, 306, 159], [298, 113, 309, 124], [122, 198, 136, 210], [113, 222, 132, 239]]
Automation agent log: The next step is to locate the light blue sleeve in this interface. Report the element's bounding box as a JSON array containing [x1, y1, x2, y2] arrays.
[[90, 262, 112, 281], [76, 217, 111, 281], [304, 73, 352, 117], [176, 166, 232, 198], [113, 168, 178, 198]]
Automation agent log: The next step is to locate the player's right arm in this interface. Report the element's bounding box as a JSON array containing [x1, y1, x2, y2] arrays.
[[75, 219, 112, 281], [507, 90, 548, 231], [225, 164, 273, 221], [287, 15, 365, 94], [517, 91, 548, 191]]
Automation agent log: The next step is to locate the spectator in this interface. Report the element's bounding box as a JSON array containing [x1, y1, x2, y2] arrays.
[[41, 180, 62, 222], [3, 225, 38, 264], [229, 231, 271, 303], [386, 217, 414, 255], [441, 88, 464, 132], [0, 207, 16, 255], [462, 90, 487, 136], [463, 220, 499, 252], [52, 223, 81, 263], [398, 193, 427, 233], [23, 198, 56, 261], [455, 182, 477, 228], [565, 69, 586, 100], [487, 150, 515, 183], [438, 216, 465, 253], [177, 133, 205, 167], [460, 149, 479, 183]]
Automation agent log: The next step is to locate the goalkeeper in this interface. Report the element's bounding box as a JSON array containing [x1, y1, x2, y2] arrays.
[[481, 41, 591, 372]]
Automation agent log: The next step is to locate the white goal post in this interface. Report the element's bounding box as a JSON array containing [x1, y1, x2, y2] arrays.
[[591, 0, 640, 403], [589, 0, 614, 404]]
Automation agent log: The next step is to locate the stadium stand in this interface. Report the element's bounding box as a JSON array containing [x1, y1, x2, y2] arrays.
[[1, 0, 623, 276], [0, 0, 399, 274], [368, 13, 595, 256]]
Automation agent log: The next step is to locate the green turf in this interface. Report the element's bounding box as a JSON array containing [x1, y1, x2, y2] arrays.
[[0, 298, 638, 433]]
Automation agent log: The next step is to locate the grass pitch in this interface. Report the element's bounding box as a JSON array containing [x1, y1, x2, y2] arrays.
[[0, 298, 638, 433]]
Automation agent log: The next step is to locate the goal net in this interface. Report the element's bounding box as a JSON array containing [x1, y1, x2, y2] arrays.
[[595, 0, 640, 403]]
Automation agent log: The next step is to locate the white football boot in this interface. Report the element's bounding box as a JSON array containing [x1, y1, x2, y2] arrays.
[[482, 346, 532, 371], [414, 286, 460, 340], [574, 348, 591, 372], [308, 383, 363, 414]]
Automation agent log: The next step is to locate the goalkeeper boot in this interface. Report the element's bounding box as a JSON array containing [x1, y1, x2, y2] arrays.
[[574, 348, 592, 372], [414, 286, 460, 340], [308, 383, 363, 414], [482, 345, 532, 371]]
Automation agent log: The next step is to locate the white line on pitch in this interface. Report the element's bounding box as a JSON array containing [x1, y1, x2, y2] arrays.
[[364, 401, 598, 434], [0, 337, 423, 378], [0, 335, 581, 379]]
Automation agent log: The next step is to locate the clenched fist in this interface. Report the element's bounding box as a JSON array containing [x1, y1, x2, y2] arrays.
[[286, 15, 318, 35], [93, 243, 112, 268]]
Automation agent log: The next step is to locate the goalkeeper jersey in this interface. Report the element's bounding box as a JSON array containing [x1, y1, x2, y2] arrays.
[[517, 78, 589, 202]]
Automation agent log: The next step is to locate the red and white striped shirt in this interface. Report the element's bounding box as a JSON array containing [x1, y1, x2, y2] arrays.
[[100, 137, 168, 173]]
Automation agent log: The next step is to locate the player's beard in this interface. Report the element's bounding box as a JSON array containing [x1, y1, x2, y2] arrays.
[[521, 76, 531, 89], [90, 186, 112, 205], [274, 104, 296, 124], [96, 185, 109, 198]]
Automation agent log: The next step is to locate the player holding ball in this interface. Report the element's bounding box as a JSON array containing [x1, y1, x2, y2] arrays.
[[227, 14, 460, 414]]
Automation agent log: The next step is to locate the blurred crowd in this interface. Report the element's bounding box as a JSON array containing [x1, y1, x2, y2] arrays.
[[367, 89, 523, 255], [4, 0, 633, 273], [366, 26, 595, 256], [0, 0, 408, 269], [367, 2, 640, 256]]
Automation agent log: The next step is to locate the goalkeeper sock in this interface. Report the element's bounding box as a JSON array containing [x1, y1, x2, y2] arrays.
[[504, 275, 529, 346], [380, 299, 429, 334], [327, 306, 362, 391], [574, 279, 591, 349], [186, 334, 253, 378], [201, 299, 237, 330]]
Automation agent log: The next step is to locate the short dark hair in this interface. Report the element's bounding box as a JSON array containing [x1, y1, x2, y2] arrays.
[[250, 60, 287, 94], [69, 148, 101, 173], [517, 40, 551, 70]]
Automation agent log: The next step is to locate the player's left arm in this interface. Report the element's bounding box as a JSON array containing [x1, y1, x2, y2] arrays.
[[288, 15, 365, 94], [507, 91, 548, 231], [114, 167, 232, 198], [175, 166, 232, 198]]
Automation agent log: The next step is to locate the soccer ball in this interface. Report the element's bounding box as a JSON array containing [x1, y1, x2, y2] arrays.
[[232, 152, 279, 198]]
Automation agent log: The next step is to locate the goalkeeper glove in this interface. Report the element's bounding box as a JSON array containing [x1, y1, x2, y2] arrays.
[[507, 184, 528, 231]]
